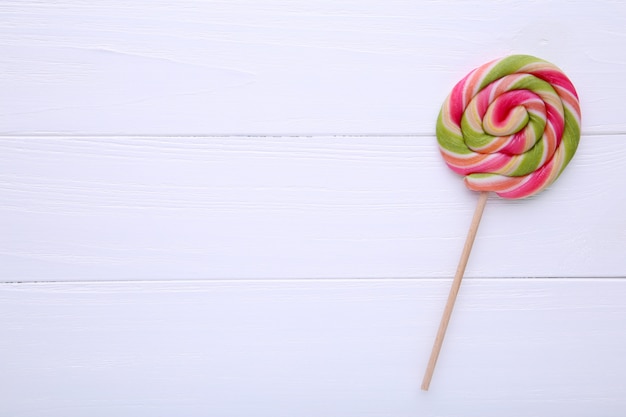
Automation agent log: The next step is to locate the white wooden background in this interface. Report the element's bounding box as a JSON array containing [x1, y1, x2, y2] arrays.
[[1, 1, 625, 415]]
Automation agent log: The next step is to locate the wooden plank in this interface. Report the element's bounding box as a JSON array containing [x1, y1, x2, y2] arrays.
[[1, 278, 624, 416], [1, 135, 624, 281], [1, 0, 624, 135]]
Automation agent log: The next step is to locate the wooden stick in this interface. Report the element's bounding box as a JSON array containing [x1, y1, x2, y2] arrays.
[[421, 191, 489, 391]]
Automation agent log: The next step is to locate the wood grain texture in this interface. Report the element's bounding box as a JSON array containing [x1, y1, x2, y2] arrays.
[[1, 279, 625, 417], [2, 0, 625, 412], [1, 0, 625, 135], [1, 135, 624, 281]]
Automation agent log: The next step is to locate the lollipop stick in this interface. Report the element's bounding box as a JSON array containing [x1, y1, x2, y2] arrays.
[[421, 191, 489, 391]]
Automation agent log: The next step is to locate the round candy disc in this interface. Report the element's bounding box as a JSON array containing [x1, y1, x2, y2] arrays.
[[436, 54, 581, 199]]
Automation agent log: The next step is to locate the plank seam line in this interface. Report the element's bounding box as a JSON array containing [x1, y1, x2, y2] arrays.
[[1, 276, 625, 286], [0, 131, 622, 139]]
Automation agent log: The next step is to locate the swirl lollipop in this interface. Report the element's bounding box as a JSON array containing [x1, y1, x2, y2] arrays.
[[422, 55, 581, 390]]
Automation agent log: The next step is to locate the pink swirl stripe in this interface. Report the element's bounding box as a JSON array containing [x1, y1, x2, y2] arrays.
[[436, 55, 581, 199]]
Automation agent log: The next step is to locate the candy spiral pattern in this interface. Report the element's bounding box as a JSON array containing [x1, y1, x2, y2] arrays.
[[437, 55, 581, 199]]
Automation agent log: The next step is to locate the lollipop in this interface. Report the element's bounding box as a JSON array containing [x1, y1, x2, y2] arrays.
[[421, 55, 581, 390]]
